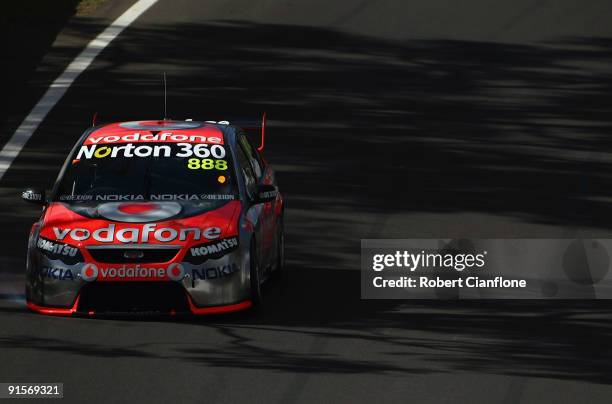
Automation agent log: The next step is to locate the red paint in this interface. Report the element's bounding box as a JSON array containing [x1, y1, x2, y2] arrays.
[[118, 202, 158, 214], [27, 294, 252, 316], [187, 295, 252, 315], [37, 201, 241, 282], [40, 201, 240, 248], [27, 296, 80, 316], [257, 112, 266, 152], [83, 121, 225, 145]]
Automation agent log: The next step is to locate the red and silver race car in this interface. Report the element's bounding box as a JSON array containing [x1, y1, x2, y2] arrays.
[[22, 119, 284, 316]]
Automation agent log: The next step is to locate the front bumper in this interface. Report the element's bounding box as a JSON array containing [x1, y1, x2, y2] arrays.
[[26, 246, 252, 316]]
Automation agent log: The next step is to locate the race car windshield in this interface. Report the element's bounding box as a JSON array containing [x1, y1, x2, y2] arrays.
[[54, 142, 237, 202]]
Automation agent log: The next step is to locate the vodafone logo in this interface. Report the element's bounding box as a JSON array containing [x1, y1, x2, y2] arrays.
[[81, 264, 99, 282], [53, 224, 222, 244], [84, 131, 223, 145], [78, 263, 185, 281], [98, 202, 181, 223], [167, 263, 185, 281]]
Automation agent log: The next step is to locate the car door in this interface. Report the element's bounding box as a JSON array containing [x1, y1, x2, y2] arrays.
[[238, 134, 276, 270], [235, 140, 266, 271]]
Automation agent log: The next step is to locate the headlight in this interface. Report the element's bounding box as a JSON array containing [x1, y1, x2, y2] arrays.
[[36, 236, 83, 264], [183, 236, 239, 264]]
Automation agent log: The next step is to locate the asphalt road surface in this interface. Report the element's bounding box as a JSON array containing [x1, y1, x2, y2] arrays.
[[2, 0, 612, 402]]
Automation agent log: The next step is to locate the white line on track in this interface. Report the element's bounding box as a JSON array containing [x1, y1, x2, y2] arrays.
[[0, 0, 159, 181]]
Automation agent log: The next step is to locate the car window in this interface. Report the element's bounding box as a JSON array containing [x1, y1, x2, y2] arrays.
[[236, 144, 257, 197], [54, 142, 237, 202], [238, 135, 263, 179]]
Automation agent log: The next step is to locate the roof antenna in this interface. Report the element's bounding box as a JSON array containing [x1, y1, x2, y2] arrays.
[[163, 72, 168, 120]]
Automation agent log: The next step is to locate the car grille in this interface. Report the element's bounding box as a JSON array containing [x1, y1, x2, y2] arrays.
[[77, 282, 190, 315], [87, 246, 180, 263]]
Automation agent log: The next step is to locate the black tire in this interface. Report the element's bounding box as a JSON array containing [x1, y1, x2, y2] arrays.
[[249, 239, 263, 307]]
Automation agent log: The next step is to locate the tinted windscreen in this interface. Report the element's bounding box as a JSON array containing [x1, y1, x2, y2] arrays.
[[55, 142, 237, 202]]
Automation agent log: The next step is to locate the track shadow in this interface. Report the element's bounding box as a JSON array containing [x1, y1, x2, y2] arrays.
[[176, 267, 612, 383], [1, 0, 85, 129]]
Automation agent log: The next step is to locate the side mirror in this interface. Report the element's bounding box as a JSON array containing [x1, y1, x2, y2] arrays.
[[21, 188, 46, 205], [253, 184, 278, 204]]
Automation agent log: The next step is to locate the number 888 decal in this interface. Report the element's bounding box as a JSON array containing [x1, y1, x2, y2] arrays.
[[187, 158, 228, 170], [176, 143, 228, 171]]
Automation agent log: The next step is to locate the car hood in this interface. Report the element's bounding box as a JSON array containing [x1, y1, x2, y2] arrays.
[[38, 200, 241, 248]]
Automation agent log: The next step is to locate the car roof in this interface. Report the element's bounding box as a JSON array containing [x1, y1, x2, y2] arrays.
[[76, 120, 244, 149], [90, 120, 225, 137]]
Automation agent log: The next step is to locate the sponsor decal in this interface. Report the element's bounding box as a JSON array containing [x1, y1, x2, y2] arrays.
[[78, 263, 186, 281], [59, 194, 236, 201], [186, 237, 239, 263], [22, 190, 42, 201], [75, 143, 226, 160], [192, 263, 239, 284], [198, 194, 235, 200], [167, 263, 185, 281], [81, 263, 98, 281], [84, 132, 223, 145], [97, 201, 182, 223], [40, 266, 75, 281], [52, 224, 222, 244], [36, 237, 83, 264], [258, 189, 278, 200], [37, 237, 79, 257], [59, 194, 93, 201]]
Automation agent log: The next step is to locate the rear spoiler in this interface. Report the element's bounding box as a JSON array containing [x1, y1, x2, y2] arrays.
[[204, 112, 267, 152]]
